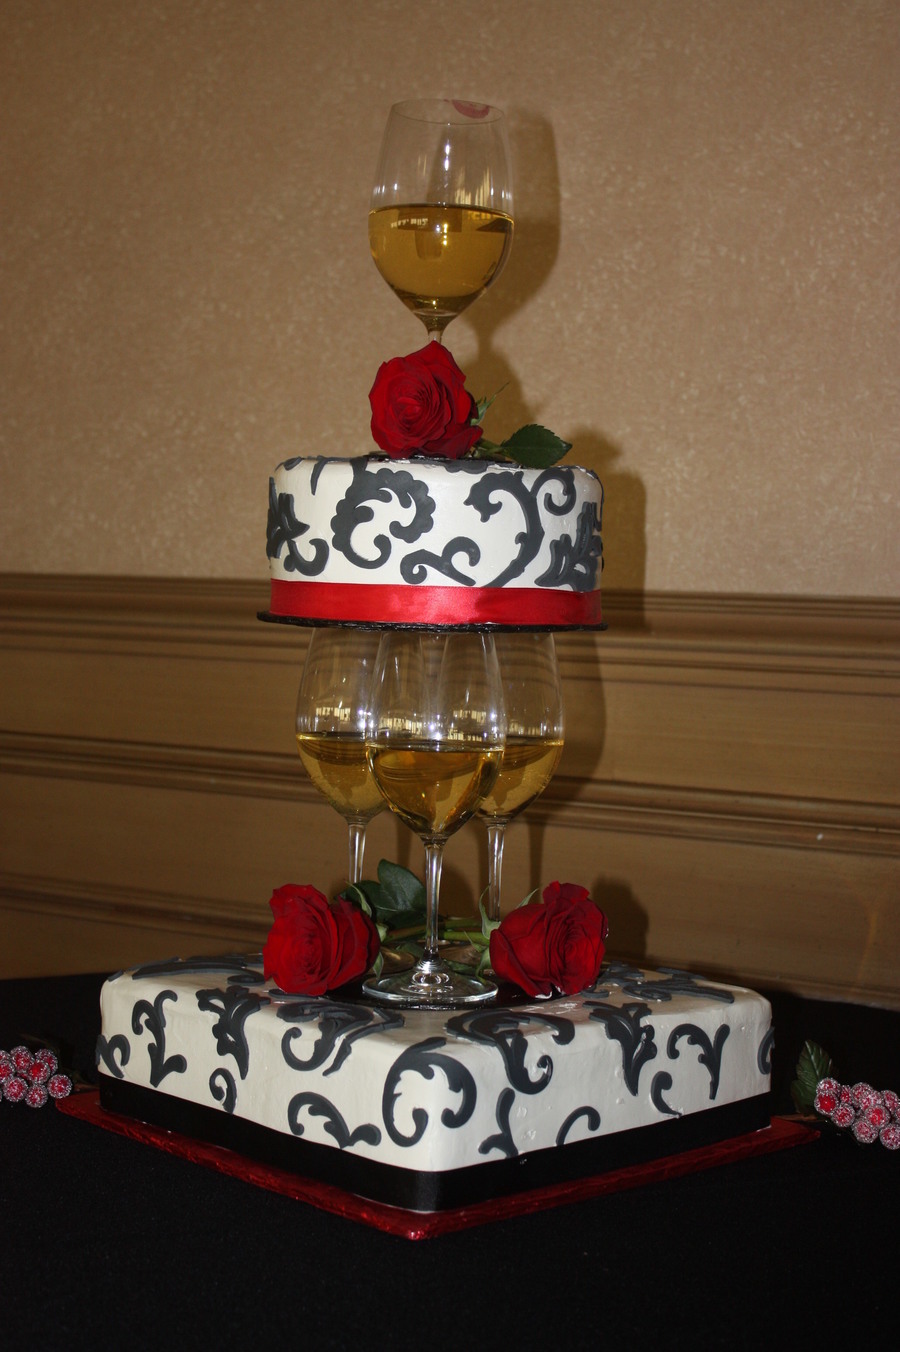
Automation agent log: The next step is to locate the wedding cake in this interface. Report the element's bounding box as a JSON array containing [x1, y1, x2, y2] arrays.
[[97, 956, 772, 1214], [264, 455, 604, 629]]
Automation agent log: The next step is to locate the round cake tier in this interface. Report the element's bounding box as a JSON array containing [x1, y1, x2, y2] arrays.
[[263, 455, 604, 631]]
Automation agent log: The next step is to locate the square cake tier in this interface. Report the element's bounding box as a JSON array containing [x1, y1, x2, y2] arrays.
[[97, 956, 773, 1212]]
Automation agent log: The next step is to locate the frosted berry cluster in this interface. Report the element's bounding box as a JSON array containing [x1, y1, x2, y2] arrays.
[[0, 1046, 72, 1108], [815, 1077, 900, 1149]]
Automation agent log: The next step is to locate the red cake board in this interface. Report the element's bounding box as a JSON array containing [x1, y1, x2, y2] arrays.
[[58, 1090, 816, 1241]]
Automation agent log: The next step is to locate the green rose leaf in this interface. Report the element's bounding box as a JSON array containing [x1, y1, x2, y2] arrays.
[[498, 424, 572, 469], [353, 859, 426, 931], [790, 1040, 835, 1114]]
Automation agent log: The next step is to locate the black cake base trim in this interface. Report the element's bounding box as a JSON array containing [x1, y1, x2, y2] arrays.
[[258, 611, 608, 633], [98, 1075, 769, 1213]]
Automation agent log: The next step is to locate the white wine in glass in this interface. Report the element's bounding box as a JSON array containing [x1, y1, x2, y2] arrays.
[[363, 630, 506, 1007], [369, 99, 514, 343], [476, 634, 564, 923], [295, 628, 384, 887]]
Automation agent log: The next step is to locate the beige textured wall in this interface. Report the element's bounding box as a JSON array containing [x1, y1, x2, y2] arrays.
[[2, 0, 897, 595]]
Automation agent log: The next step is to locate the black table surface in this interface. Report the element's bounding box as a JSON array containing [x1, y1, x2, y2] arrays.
[[1, 971, 897, 1349]]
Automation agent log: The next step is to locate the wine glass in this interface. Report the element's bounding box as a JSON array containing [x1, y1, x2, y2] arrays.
[[363, 630, 506, 1007], [477, 634, 564, 923], [295, 628, 384, 886], [369, 98, 514, 343]]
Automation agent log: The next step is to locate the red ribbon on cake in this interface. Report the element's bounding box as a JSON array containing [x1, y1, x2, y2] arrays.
[[268, 581, 603, 628]]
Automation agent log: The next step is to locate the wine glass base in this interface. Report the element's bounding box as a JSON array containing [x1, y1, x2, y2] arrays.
[[363, 959, 496, 1009]]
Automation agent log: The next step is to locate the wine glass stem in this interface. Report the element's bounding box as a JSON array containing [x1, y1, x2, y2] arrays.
[[485, 822, 506, 923], [423, 839, 444, 963], [347, 821, 366, 887]]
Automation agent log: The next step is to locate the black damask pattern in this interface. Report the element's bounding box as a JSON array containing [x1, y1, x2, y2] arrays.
[[287, 1092, 381, 1149], [447, 1008, 575, 1095], [650, 1071, 680, 1117], [586, 1001, 657, 1096], [266, 479, 329, 575], [95, 1033, 130, 1078], [758, 1026, 774, 1075], [556, 1106, 603, 1146], [479, 1087, 517, 1159], [278, 998, 403, 1076], [382, 1037, 478, 1148], [400, 537, 480, 585], [331, 461, 436, 569], [667, 1023, 731, 1100], [590, 960, 735, 1005], [131, 990, 187, 1087], [463, 469, 545, 587], [197, 985, 269, 1080], [210, 1067, 237, 1114], [535, 500, 602, 591], [129, 954, 264, 986]]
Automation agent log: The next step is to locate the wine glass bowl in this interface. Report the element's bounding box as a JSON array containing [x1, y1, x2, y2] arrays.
[[369, 99, 514, 342], [363, 630, 506, 1007], [295, 628, 384, 886], [476, 634, 565, 923]]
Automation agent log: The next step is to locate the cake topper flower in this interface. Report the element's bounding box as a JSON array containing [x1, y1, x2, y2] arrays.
[[369, 342, 571, 467], [487, 882, 609, 998], [263, 883, 380, 996]]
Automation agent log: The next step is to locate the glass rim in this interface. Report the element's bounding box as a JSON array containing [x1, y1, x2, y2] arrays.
[[389, 98, 506, 126]]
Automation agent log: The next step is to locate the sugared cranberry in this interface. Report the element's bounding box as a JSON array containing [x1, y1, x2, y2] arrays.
[[47, 1073, 72, 1100], [25, 1083, 48, 1109], [3, 1076, 27, 1103]]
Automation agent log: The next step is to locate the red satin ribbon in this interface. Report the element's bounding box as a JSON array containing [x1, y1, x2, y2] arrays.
[[269, 580, 603, 628]]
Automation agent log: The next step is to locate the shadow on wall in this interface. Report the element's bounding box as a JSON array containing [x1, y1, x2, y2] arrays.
[[457, 107, 648, 597]]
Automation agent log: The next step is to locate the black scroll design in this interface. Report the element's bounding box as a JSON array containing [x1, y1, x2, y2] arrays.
[[587, 1001, 657, 1096], [400, 537, 480, 585], [535, 499, 602, 592], [331, 461, 436, 569], [667, 1023, 731, 1101], [557, 1106, 603, 1146], [266, 479, 329, 575], [131, 991, 187, 1087], [287, 1093, 381, 1149], [95, 1033, 130, 1079], [129, 954, 265, 987], [463, 469, 545, 588], [278, 998, 404, 1077], [479, 1087, 517, 1159], [446, 1008, 575, 1096], [589, 960, 735, 1006], [382, 1037, 478, 1148], [209, 1068, 237, 1115], [196, 986, 268, 1080], [758, 1026, 774, 1076], [650, 1072, 680, 1117]]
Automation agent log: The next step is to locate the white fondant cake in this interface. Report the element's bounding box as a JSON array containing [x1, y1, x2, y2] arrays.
[[264, 455, 604, 629], [97, 956, 772, 1212]]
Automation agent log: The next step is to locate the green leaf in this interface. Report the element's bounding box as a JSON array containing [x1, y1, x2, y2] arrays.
[[354, 859, 426, 931], [790, 1040, 835, 1114], [498, 425, 572, 469]]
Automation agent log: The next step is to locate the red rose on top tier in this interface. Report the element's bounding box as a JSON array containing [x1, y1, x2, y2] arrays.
[[263, 883, 380, 996], [489, 882, 609, 998], [369, 342, 482, 459]]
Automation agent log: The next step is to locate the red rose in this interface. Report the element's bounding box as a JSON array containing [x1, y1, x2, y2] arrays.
[[368, 342, 482, 460], [263, 883, 380, 996], [489, 882, 609, 998]]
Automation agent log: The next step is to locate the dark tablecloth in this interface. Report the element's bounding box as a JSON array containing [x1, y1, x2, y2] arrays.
[[1, 972, 896, 1349]]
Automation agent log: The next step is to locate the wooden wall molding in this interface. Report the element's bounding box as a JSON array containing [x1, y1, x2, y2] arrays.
[[2, 575, 898, 1005]]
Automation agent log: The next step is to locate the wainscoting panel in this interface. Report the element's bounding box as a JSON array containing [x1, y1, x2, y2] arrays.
[[1, 577, 898, 1005]]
